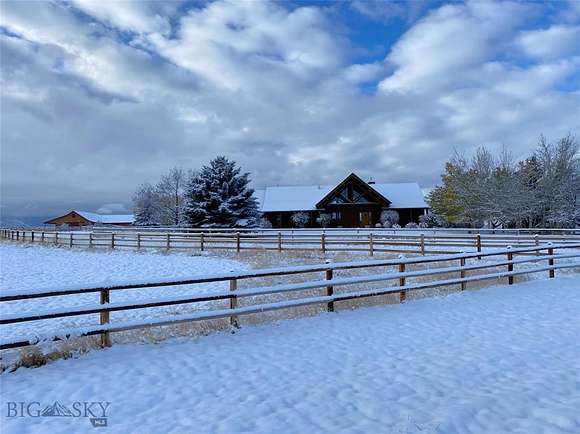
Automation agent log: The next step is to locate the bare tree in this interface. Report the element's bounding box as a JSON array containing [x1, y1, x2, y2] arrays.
[[156, 167, 187, 226]]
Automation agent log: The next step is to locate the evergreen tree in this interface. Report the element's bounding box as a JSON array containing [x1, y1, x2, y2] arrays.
[[184, 156, 258, 226]]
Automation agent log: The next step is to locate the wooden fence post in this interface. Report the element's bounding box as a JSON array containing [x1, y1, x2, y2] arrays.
[[100, 289, 111, 348], [476, 234, 482, 259], [110, 233, 114, 249], [69, 233, 73, 248], [460, 257, 466, 291], [321, 233, 326, 253], [136, 233, 140, 250], [420, 234, 425, 256], [166, 233, 171, 251], [200, 233, 205, 251], [507, 247, 514, 285], [54, 232, 58, 245], [277, 232, 282, 252], [325, 259, 334, 312], [236, 232, 241, 253], [41, 231, 45, 243], [398, 262, 406, 303], [89, 232, 93, 248], [229, 276, 239, 328], [369, 233, 374, 256], [16, 231, 20, 241], [548, 246, 555, 278], [534, 234, 539, 256], [31, 231, 35, 243]]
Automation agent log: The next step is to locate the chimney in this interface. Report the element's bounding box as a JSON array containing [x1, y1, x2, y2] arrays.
[[368, 177, 375, 185]]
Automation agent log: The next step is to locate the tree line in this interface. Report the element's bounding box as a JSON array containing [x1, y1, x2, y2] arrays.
[[133, 156, 258, 227], [427, 134, 580, 228]]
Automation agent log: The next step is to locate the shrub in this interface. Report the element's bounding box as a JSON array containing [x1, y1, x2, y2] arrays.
[[405, 222, 419, 229], [291, 212, 310, 228], [380, 210, 399, 227], [316, 213, 332, 228], [259, 217, 273, 229], [419, 213, 447, 228]]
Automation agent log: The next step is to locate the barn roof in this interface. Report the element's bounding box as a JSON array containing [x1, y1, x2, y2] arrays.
[[259, 177, 428, 212], [44, 211, 134, 224], [76, 211, 135, 224]]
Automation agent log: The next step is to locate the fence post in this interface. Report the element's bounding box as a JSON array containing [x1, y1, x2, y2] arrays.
[[398, 262, 406, 303], [166, 233, 171, 251], [369, 233, 374, 256], [100, 289, 111, 348], [31, 231, 35, 243], [41, 231, 45, 243], [278, 232, 282, 252], [321, 233, 326, 253], [89, 232, 93, 248], [200, 233, 205, 251], [548, 246, 555, 278], [236, 232, 241, 253], [111, 233, 115, 249], [535, 235, 539, 256], [460, 257, 466, 291], [476, 234, 482, 259], [420, 234, 425, 256], [55, 232, 58, 245], [507, 247, 514, 285], [16, 231, 20, 241], [69, 233, 73, 248], [325, 259, 334, 312], [229, 275, 239, 328], [136, 233, 140, 250]]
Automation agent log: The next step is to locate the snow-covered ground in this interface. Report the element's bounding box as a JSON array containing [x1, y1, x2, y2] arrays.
[[0, 244, 248, 342], [1, 276, 579, 434]]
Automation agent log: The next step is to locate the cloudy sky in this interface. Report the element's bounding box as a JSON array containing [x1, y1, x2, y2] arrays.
[[1, 0, 579, 221]]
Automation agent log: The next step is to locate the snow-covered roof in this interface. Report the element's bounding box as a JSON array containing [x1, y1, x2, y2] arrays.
[[75, 211, 135, 224], [260, 182, 428, 212], [253, 189, 266, 210]]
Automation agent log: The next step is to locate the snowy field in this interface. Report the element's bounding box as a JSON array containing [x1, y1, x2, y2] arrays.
[[0, 243, 248, 343], [1, 276, 579, 434]]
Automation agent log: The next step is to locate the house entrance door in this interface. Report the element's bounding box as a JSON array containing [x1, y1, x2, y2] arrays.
[[359, 211, 372, 227]]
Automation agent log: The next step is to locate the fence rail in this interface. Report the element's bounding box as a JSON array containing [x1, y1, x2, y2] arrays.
[[2, 243, 579, 351], [3, 228, 580, 256]]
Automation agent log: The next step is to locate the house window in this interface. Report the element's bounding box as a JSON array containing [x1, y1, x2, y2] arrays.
[[331, 211, 341, 221]]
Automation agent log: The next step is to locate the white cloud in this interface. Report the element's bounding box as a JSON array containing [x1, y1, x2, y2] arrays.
[[0, 0, 579, 218], [517, 25, 580, 60], [379, 1, 530, 93]]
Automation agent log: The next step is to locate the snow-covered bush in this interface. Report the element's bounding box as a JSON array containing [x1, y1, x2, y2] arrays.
[[405, 222, 419, 229], [419, 213, 446, 228], [259, 217, 273, 229], [316, 213, 332, 228], [375, 223, 382, 228], [380, 210, 399, 227], [392, 223, 401, 229], [291, 212, 310, 228]]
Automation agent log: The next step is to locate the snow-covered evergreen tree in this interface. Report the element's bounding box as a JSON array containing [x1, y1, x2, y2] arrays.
[[184, 156, 258, 227]]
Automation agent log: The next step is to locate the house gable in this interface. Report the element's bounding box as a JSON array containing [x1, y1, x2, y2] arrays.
[[315, 173, 391, 209]]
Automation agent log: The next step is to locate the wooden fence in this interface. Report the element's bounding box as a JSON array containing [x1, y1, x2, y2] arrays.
[[1, 244, 579, 351], [3, 228, 580, 255]]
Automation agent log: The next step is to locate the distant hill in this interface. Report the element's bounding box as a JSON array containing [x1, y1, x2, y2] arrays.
[[0, 215, 52, 228]]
